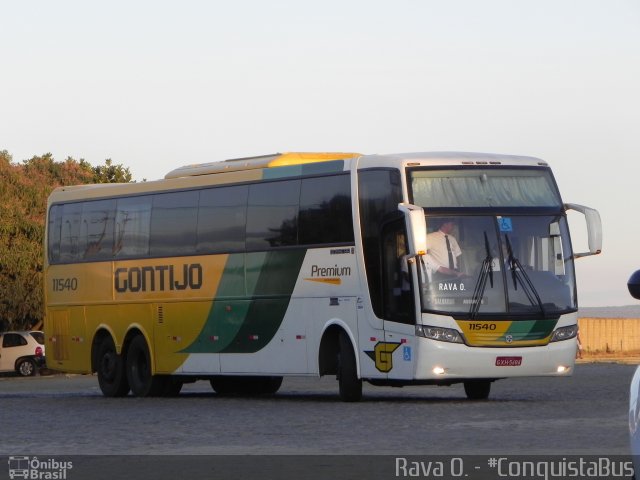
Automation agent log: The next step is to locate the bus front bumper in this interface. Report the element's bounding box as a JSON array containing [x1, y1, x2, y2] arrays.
[[414, 337, 577, 380]]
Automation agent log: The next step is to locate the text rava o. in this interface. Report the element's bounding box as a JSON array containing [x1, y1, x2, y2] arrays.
[[396, 458, 465, 477], [115, 264, 203, 293]]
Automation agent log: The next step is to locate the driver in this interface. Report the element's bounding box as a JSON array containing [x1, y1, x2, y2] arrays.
[[425, 219, 466, 279]]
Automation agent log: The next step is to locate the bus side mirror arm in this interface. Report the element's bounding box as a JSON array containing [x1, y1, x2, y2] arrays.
[[565, 203, 603, 259]]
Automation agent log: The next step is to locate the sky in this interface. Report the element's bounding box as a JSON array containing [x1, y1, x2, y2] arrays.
[[1, 0, 639, 307]]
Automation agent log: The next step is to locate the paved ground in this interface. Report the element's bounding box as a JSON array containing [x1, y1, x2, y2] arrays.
[[0, 362, 635, 456]]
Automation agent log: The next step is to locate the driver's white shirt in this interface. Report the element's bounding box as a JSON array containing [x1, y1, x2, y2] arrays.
[[426, 230, 462, 270]]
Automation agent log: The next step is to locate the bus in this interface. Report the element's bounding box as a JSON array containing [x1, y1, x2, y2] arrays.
[[44, 151, 602, 401]]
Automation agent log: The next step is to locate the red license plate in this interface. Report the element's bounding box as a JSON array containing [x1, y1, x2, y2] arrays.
[[495, 356, 522, 366]]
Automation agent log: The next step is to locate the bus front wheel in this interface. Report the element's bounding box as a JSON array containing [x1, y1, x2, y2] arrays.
[[337, 332, 362, 402], [125, 335, 166, 397], [464, 380, 491, 400], [96, 336, 129, 397]]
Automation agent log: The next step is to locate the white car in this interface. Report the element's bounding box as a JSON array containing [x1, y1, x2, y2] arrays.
[[0, 331, 46, 376], [628, 271, 640, 473]]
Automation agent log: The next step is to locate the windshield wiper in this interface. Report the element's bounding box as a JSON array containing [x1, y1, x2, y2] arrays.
[[469, 232, 494, 319], [505, 234, 547, 318]]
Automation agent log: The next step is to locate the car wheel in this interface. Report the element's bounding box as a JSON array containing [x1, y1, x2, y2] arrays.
[[16, 358, 36, 377]]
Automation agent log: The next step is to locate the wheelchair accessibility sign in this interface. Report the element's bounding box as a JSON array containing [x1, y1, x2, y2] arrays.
[[403, 346, 412, 361], [497, 217, 513, 232]]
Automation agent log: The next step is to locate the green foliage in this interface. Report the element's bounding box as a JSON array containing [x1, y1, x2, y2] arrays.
[[0, 151, 134, 331], [91, 158, 133, 184]]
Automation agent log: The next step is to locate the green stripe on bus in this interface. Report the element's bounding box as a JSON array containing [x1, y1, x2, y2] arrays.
[[182, 249, 307, 354], [503, 319, 557, 342]]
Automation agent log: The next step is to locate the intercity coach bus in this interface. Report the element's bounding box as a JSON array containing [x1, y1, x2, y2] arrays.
[[44, 151, 602, 401]]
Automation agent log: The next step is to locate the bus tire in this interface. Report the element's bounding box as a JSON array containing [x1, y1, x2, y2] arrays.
[[96, 335, 129, 397], [126, 335, 166, 397], [261, 376, 283, 395], [210, 376, 236, 395], [464, 380, 491, 400], [338, 332, 362, 402]]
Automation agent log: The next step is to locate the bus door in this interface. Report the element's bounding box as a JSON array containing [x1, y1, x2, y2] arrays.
[[379, 220, 417, 380]]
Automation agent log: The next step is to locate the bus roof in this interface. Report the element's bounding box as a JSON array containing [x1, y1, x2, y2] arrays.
[[164, 152, 362, 179], [47, 151, 551, 204], [359, 151, 549, 168]]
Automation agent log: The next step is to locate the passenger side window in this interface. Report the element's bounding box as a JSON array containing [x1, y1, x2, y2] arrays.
[[150, 191, 199, 256], [2, 333, 27, 348], [246, 180, 301, 250], [197, 185, 248, 253], [114, 196, 152, 258], [48, 173, 355, 263], [299, 175, 353, 245], [81, 199, 116, 261], [48, 205, 62, 263], [59, 203, 83, 263]]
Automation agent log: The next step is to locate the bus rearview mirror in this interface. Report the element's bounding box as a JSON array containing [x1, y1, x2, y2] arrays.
[[398, 203, 427, 257], [565, 203, 602, 258]]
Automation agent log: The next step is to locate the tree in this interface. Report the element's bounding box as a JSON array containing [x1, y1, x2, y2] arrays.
[[0, 151, 133, 331], [91, 158, 133, 184]]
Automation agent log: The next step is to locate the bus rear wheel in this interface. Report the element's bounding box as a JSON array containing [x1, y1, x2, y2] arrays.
[[338, 332, 362, 402], [96, 336, 129, 397], [464, 380, 491, 400], [126, 335, 166, 397]]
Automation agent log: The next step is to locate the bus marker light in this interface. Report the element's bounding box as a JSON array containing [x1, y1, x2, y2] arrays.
[[557, 365, 569, 374], [370, 337, 377, 342], [433, 366, 446, 375], [296, 335, 305, 340], [209, 336, 219, 342], [249, 335, 259, 341]]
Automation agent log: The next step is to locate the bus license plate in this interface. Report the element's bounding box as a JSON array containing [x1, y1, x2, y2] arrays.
[[495, 356, 522, 366]]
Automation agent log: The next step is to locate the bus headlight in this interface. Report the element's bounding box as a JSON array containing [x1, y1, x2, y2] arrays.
[[550, 324, 578, 342], [416, 325, 464, 344]]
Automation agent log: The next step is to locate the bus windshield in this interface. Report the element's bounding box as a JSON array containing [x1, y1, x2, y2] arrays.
[[419, 215, 577, 318]]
